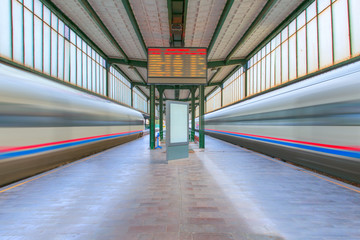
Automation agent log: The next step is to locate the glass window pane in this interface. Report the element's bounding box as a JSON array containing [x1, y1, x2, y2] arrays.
[[307, 2, 316, 22], [307, 18, 319, 73], [34, 17, 43, 71], [297, 11, 306, 30], [289, 19, 296, 36], [51, 13, 58, 31], [261, 58, 266, 90], [332, 0, 350, 63], [58, 35, 64, 79], [77, 48, 82, 86], [270, 51, 275, 87], [281, 26, 288, 42], [58, 20, 64, 36], [34, 0, 42, 18], [275, 47, 281, 85], [0, 0, 12, 59], [13, 0, 24, 63], [265, 54, 270, 89], [43, 23, 51, 74], [51, 30, 58, 77], [281, 40, 289, 82], [70, 44, 76, 84], [24, 0, 33, 11], [64, 40, 70, 81], [43, 5, 51, 24], [70, 30, 76, 44], [349, 0, 360, 55], [297, 27, 307, 77], [318, 0, 330, 13], [24, 9, 34, 68], [318, 8, 333, 68], [82, 53, 87, 88], [289, 35, 297, 80]]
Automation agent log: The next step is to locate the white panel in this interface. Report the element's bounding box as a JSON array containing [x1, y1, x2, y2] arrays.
[[24, 8, 34, 68], [289, 34, 296, 80], [297, 27, 307, 77], [318, 7, 333, 68], [332, 0, 350, 63], [0, 0, 12, 59], [43, 23, 51, 74], [34, 17, 43, 71], [349, 0, 360, 55], [13, 0, 24, 64], [281, 40, 288, 82], [51, 30, 58, 77], [307, 18, 318, 73], [58, 36, 64, 79]]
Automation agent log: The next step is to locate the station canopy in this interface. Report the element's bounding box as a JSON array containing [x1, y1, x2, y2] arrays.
[[48, 0, 306, 103]]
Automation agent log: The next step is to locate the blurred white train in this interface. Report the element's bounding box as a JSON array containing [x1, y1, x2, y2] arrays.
[[0, 63, 144, 187], [200, 60, 360, 183]]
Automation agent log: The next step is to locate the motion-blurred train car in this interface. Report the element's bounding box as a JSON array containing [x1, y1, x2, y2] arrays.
[[202, 61, 360, 183], [0, 63, 144, 187]]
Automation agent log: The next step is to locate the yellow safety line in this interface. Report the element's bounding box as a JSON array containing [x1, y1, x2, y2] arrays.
[[0, 151, 104, 194], [218, 137, 360, 194]]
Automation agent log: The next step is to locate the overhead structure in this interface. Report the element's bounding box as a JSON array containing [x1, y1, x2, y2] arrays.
[[42, 0, 307, 103]]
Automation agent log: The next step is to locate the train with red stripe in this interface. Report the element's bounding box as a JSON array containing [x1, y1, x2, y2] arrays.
[[202, 60, 360, 184], [0, 63, 144, 187]]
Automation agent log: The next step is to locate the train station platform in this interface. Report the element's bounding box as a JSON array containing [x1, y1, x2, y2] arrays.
[[1, 136, 360, 240]]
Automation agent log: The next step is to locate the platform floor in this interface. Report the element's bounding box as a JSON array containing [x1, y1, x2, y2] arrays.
[[1, 136, 360, 240]]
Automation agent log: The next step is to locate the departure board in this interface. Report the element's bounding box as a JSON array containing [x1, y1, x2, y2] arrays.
[[147, 48, 207, 84]]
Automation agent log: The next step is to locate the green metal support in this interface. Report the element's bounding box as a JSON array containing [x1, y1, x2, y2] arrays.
[[199, 85, 205, 148], [77, 0, 129, 61], [150, 85, 155, 149], [207, 0, 235, 54], [225, 0, 278, 63], [108, 58, 147, 68], [131, 85, 134, 107], [191, 87, 196, 142], [158, 87, 164, 141], [106, 62, 110, 97], [121, 0, 147, 55]]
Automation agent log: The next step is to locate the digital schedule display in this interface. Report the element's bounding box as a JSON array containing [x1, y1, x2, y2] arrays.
[[147, 48, 207, 84]]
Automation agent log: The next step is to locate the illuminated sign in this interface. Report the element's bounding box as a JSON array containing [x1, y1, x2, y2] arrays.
[[147, 48, 207, 84]]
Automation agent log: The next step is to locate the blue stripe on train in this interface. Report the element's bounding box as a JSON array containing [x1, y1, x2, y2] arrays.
[[0, 131, 142, 160], [206, 129, 360, 159]]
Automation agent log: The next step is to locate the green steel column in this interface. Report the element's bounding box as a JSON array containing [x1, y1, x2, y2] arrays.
[[130, 85, 134, 107], [106, 62, 110, 98], [158, 87, 164, 140], [191, 87, 196, 142], [199, 85, 205, 148], [150, 85, 155, 149]]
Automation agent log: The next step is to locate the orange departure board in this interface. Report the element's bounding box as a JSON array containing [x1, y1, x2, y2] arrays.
[[148, 48, 207, 84]]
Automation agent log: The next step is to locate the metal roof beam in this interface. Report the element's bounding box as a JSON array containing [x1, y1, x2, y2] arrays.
[[207, 69, 221, 85], [207, 0, 235, 54], [109, 58, 147, 68], [207, 59, 246, 69], [133, 67, 146, 84], [225, 0, 278, 62], [78, 0, 129, 61], [121, 0, 147, 55]]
